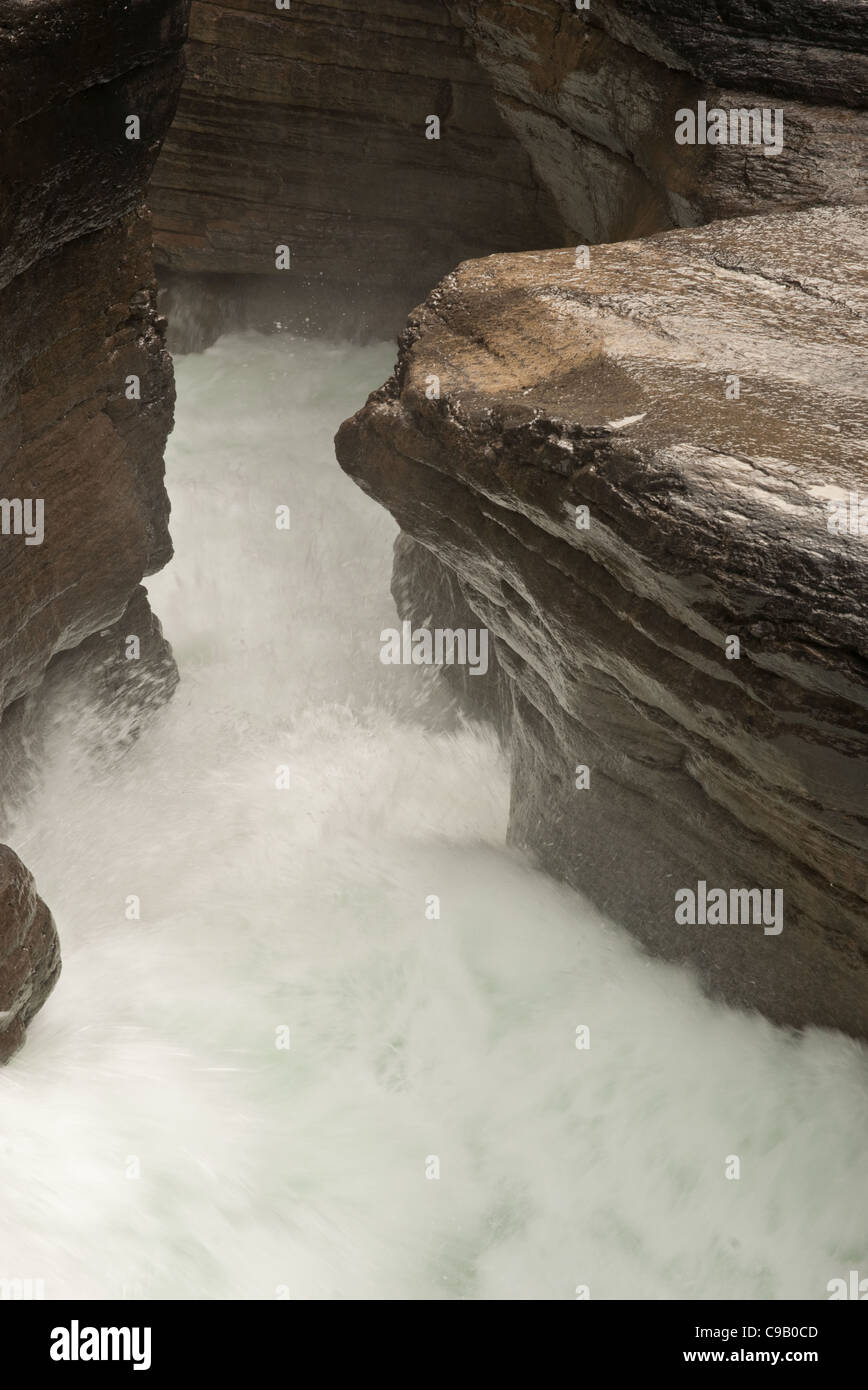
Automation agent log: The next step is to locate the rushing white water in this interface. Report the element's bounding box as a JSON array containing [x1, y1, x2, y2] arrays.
[[2, 333, 866, 1301]]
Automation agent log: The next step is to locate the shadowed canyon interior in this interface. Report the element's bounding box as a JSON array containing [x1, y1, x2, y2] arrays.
[[0, 0, 866, 1057]]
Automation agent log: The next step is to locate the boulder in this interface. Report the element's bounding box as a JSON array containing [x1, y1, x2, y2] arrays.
[[0, 845, 60, 1063], [336, 204, 868, 1036]]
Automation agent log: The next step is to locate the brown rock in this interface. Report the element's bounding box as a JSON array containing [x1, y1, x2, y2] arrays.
[[0, 211, 177, 711], [0, 0, 189, 293], [0, 586, 179, 819], [0, 0, 187, 711], [336, 204, 868, 1037], [0, 845, 60, 1063], [446, 0, 868, 245], [577, 0, 868, 103], [150, 0, 567, 344], [149, 0, 867, 342], [0, 0, 188, 1053]]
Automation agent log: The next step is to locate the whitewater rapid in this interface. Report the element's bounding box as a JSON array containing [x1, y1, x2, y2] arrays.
[[2, 333, 866, 1300]]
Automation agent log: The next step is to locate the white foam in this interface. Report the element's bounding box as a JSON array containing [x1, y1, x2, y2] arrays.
[[3, 333, 865, 1300]]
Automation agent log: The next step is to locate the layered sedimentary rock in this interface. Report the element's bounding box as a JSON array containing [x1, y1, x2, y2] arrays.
[[0, 587, 179, 825], [148, 0, 867, 342], [337, 205, 868, 1037], [0, 0, 189, 1052], [149, 0, 567, 343], [576, 0, 868, 101], [445, 0, 868, 245], [0, 0, 189, 290], [0, 213, 177, 711]]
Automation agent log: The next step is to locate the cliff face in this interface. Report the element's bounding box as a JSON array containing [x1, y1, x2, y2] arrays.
[[149, 0, 568, 343], [446, 0, 867, 244], [575, 0, 867, 101], [337, 205, 868, 1037], [148, 0, 866, 341], [0, 0, 189, 1057]]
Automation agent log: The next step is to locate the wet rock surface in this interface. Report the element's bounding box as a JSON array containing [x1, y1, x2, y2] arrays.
[[0, 212, 177, 712], [446, 0, 868, 245], [337, 205, 868, 1036], [0, 0, 188, 1053], [150, 0, 867, 340], [0, 844, 60, 1063], [0, 0, 187, 713], [577, 0, 868, 103], [149, 0, 568, 344]]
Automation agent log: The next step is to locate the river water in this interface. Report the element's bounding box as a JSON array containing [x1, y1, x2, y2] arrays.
[[2, 333, 866, 1299]]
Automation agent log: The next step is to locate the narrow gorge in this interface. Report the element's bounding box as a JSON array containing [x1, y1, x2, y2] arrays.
[[0, 0, 866, 1307]]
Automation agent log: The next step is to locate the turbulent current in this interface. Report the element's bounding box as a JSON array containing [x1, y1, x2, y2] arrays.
[[2, 334, 866, 1300]]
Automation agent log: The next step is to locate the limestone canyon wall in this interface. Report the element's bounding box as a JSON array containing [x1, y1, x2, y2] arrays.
[[0, 0, 189, 1058], [335, 4, 868, 1035], [149, 0, 569, 342], [151, 0, 867, 343], [4, 0, 864, 1049], [446, 0, 867, 242]]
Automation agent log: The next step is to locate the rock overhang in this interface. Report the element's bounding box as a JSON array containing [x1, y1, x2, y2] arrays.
[[336, 204, 868, 1034]]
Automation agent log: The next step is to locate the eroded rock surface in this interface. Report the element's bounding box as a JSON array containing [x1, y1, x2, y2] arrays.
[[577, 0, 868, 102], [0, 0, 189, 1052], [0, 844, 60, 1063], [337, 205, 868, 1036], [446, 0, 868, 245], [0, 0, 187, 711], [0, 213, 177, 711]]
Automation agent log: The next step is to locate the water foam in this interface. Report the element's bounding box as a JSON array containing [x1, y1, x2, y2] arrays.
[[2, 334, 865, 1300]]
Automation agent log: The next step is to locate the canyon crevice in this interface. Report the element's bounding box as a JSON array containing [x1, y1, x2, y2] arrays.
[[149, 0, 569, 345], [151, 0, 867, 345], [146, 0, 867, 1034], [2, 0, 866, 1050]]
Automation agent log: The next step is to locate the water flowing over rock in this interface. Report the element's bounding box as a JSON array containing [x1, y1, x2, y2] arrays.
[[0, 0, 189, 1054], [337, 205, 868, 1037], [149, 0, 568, 345]]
